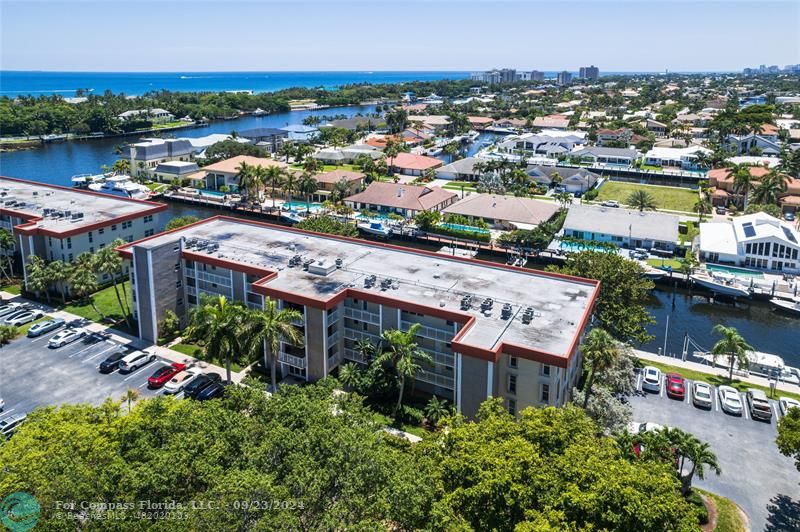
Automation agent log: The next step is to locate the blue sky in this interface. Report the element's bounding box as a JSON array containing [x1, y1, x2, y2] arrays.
[[1, 1, 798, 72]]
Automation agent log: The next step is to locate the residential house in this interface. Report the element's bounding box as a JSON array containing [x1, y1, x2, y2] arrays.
[[707, 166, 800, 212], [128, 138, 195, 177], [152, 161, 201, 183], [562, 204, 680, 252], [194, 155, 286, 192], [467, 116, 495, 130], [237, 128, 288, 154], [281, 124, 319, 143], [533, 115, 571, 130], [435, 157, 485, 181], [327, 116, 386, 131], [313, 144, 383, 165], [443, 194, 560, 230], [118, 108, 174, 123], [309, 169, 365, 202], [643, 146, 711, 170], [345, 182, 456, 218], [499, 132, 586, 158], [570, 146, 639, 165], [526, 166, 600, 194], [646, 119, 668, 137], [386, 152, 443, 176]]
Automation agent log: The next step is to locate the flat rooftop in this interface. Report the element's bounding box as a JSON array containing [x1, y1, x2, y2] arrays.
[[135, 217, 598, 359], [0, 177, 165, 235]]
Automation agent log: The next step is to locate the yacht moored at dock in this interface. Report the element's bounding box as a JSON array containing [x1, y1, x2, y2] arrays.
[[357, 220, 392, 238], [87, 175, 151, 200], [689, 272, 751, 298], [770, 296, 800, 317]]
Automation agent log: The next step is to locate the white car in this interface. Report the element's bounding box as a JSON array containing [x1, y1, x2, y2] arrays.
[[718, 385, 743, 415], [692, 381, 713, 409], [163, 368, 202, 395], [627, 421, 664, 434], [641, 366, 662, 392], [779, 397, 800, 416], [48, 327, 87, 348], [601, 200, 620, 208], [4, 309, 44, 326], [0, 303, 24, 319], [118, 350, 156, 374]]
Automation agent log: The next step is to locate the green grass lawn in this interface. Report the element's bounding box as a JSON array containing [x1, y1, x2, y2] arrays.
[[63, 281, 132, 324], [637, 358, 800, 403], [145, 182, 168, 192], [640, 164, 663, 171], [291, 163, 362, 173], [696, 489, 747, 532], [596, 182, 698, 212], [371, 412, 427, 438], [171, 342, 245, 372], [646, 257, 683, 270], [2, 282, 21, 295]]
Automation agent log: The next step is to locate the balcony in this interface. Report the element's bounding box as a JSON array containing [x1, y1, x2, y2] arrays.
[[279, 351, 307, 369], [327, 351, 342, 369], [327, 309, 341, 324], [185, 286, 197, 296], [184, 267, 231, 287], [344, 328, 381, 343], [401, 320, 453, 342], [343, 348, 366, 364], [420, 347, 454, 367], [327, 330, 340, 345], [344, 306, 380, 325], [416, 369, 455, 390]]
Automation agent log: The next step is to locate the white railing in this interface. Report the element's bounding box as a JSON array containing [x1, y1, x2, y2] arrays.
[[279, 351, 307, 369], [327, 330, 340, 345], [327, 309, 341, 324], [327, 351, 341, 369], [343, 348, 366, 363], [401, 320, 453, 342], [344, 306, 380, 325], [344, 328, 381, 343], [184, 267, 231, 287], [0, 221, 13, 231], [416, 369, 455, 389], [420, 347, 455, 367], [185, 286, 197, 296]]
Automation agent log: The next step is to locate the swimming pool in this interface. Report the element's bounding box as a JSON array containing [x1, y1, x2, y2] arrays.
[[283, 201, 324, 212], [558, 241, 615, 253], [705, 263, 764, 279], [200, 189, 226, 198], [439, 223, 490, 235], [357, 212, 391, 221]]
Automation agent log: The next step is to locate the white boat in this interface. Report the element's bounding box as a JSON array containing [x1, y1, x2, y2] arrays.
[[71, 172, 110, 187], [88, 175, 150, 200], [690, 272, 750, 298], [252, 108, 267, 116], [693, 350, 800, 385], [281, 210, 306, 224], [770, 297, 800, 316], [357, 220, 392, 237], [638, 261, 667, 280]]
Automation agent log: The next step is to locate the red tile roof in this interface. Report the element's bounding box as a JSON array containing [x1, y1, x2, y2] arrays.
[[388, 152, 443, 171], [345, 182, 456, 211], [314, 169, 365, 184]]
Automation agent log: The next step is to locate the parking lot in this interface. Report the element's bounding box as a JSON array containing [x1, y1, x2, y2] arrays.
[[0, 318, 176, 425], [632, 370, 800, 531]]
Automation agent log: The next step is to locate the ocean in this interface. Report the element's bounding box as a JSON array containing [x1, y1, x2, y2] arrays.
[[0, 71, 471, 98]]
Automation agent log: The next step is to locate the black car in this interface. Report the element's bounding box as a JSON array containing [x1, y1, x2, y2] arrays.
[[195, 381, 225, 401], [99, 350, 127, 373], [184, 373, 222, 399]]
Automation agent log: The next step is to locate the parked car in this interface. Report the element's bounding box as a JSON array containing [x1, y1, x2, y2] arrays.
[[0, 303, 24, 319], [665, 373, 685, 399], [2, 308, 39, 324], [184, 373, 222, 399], [5, 309, 44, 326], [779, 397, 800, 416], [118, 350, 156, 374], [718, 385, 743, 415], [147, 363, 186, 389], [601, 200, 620, 208], [627, 421, 664, 434], [0, 413, 27, 438], [692, 381, 713, 409], [785, 212, 795, 222], [99, 349, 128, 373], [163, 368, 202, 395], [629, 249, 648, 260], [195, 381, 226, 401], [715, 206, 727, 215], [27, 317, 65, 337], [746, 388, 773, 421], [48, 327, 87, 348], [641, 366, 662, 392]]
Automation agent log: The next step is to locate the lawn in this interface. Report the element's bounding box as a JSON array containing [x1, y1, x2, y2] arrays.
[[63, 281, 132, 325], [372, 412, 427, 438], [596, 182, 698, 212], [291, 163, 362, 173], [171, 341, 245, 373], [646, 257, 683, 270], [636, 358, 800, 403], [2, 282, 21, 295], [696, 489, 748, 532]]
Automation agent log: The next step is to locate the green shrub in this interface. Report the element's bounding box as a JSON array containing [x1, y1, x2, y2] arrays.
[[685, 491, 709, 525], [398, 405, 424, 425], [584, 189, 599, 200]]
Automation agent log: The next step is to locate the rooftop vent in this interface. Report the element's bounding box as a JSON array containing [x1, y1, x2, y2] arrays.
[[460, 294, 472, 310], [364, 274, 377, 288], [480, 298, 494, 311], [501, 303, 513, 319], [521, 307, 535, 324], [380, 278, 393, 290], [308, 260, 337, 276]]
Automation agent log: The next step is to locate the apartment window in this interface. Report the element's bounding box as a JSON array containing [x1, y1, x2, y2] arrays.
[[508, 399, 516, 416], [66, 237, 72, 250], [68, 253, 73, 262], [126, 235, 133, 242], [88, 232, 93, 243], [176, 280, 182, 288], [144, 229, 154, 237], [99, 228, 105, 235], [540, 364, 551, 377], [174, 263, 180, 272], [177, 298, 183, 306], [187, 295, 197, 305], [508, 356, 518, 368], [99, 243, 106, 249], [89, 247, 94, 254], [540, 384, 550, 404], [111, 224, 117, 231], [507, 374, 517, 395], [173, 244, 180, 252], [144, 215, 153, 223]]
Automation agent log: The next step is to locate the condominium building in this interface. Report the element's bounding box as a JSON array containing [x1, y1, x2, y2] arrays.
[[0, 176, 167, 290], [119, 217, 599, 417], [579, 65, 600, 80], [556, 71, 573, 86]]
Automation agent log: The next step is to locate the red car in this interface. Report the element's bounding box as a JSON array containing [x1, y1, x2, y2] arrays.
[[665, 373, 685, 399], [147, 363, 186, 389]]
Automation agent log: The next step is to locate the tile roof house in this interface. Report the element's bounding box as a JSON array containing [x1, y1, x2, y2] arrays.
[[345, 182, 457, 218], [526, 166, 600, 194], [436, 157, 485, 181], [562, 204, 681, 251], [443, 194, 560, 230], [387, 152, 443, 176], [533, 116, 571, 130], [571, 146, 639, 165], [467, 116, 495, 129], [707, 166, 800, 210], [305, 170, 365, 202], [195, 155, 286, 192]]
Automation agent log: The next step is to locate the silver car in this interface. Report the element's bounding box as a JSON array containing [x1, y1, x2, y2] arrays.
[[718, 385, 743, 415], [692, 381, 713, 409]]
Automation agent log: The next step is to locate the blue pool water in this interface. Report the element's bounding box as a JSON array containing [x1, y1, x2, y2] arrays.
[[705, 263, 764, 279], [558, 241, 616, 253], [440, 223, 490, 235], [283, 201, 324, 212], [200, 189, 226, 198]]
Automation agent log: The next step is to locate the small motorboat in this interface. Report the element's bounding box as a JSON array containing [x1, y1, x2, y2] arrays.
[[88, 174, 151, 200], [281, 210, 306, 224], [770, 297, 800, 317], [357, 220, 392, 238], [690, 272, 750, 298]]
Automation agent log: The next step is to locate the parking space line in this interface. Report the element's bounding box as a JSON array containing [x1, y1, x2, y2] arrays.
[[123, 364, 156, 382], [68, 342, 109, 359], [685, 380, 691, 404], [636, 373, 642, 391], [660, 378, 665, 397], [81, 345, 118, 363], [772, 402, 780, 420], [29, 329, 64, 343], [714, 391, 719, 412], [742, 396, 749, 420]]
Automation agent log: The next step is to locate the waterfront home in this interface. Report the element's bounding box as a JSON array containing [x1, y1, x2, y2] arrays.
[[313, 144, 383, 165], [345, 182, 456, 218], [118, 216, 599, 417], [436, 157, 485, 181], [128, 138, 196, 177], [407, 115, 451, 133], [562, 204, 680, 252], [152, 161, 200, 183], [118, 108, 174, 123], [493, 117, 528, 129], [280, 124, 319, 143], [724, 132, 782, 157], [698, 213, 799, 272], [596, 128, 633, 146], [526, 166, 600, 194], [467, 116, 495, 130], [0, 176, 166, 292], [386, 152, 443, 176], [442, 194, 560, 230], [309, 170, 365, 202], [646, 119, 668, 137], [326, 116, 386, 131], [499, 132, 586, 158], [570, 146, 639, 165], [707, 166, 800, 213], [237, 128, 288, 154], [643, 145, 711, 170], [193, 155, 286, 193], [532, 115, 570, 130]]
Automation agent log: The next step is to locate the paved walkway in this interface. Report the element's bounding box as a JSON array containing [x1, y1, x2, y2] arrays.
[[0, 290, 246, 384], [634, 348, 799, 395]]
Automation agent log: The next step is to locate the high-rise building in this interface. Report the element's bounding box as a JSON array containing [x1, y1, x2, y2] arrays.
[[120, 217, 600, 418], [556, 71, 573, 85], [579, 65, 600, 80], [531, 70, 545, 82]]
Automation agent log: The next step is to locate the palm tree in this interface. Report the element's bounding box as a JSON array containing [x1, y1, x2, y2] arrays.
[[297, 172, 319, 211], [235, 161, 255, 199], [24, 255, 50, 301], [680, 437, 721, 495], [0, 228, 15, 280], [282, 170, 300, 204], [330, 177, 352, 205], [240, 298, 303, 392], [579, 328, 620, 408], [379, 323, 433, 415], [45, 260, 71, 304], [710, 324, 753, 381], [355, 338, 378, 364], [121, 387, 140, 413], [277, 142, 295, 163], [730, 164, 754, 209], [338, 362, 362, 391], [750, 169, 790, 205], [555, 191, 573, 210], [187, 294, 246, 383], [626, 190, 657, 211], [424, 396, 450, 427], [549, 171, 563, 189], [93, 243, 130, 327], [264, 165, 285, 209], [69, 253, 102, 318], [693, 198, 712, 222]]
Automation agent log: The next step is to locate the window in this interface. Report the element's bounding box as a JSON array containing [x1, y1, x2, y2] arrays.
[[176, 280, 182, 288], [99, 228, 104, 235], [88, 232, 93, 243], [144, 215, 153, 223], [540, 364, 551, 377], [89, 247, 94, 254], [508, 399, 516, 416], [144, 229, 154, 237], [177, 298, 183, 306], [111, 224, 117, 231], [507, 374, 517, 394], [540, 384, 550, 404], [66, 237, 72, 250], [68, 253, 73, 262], [508, 356, 518, 368]]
